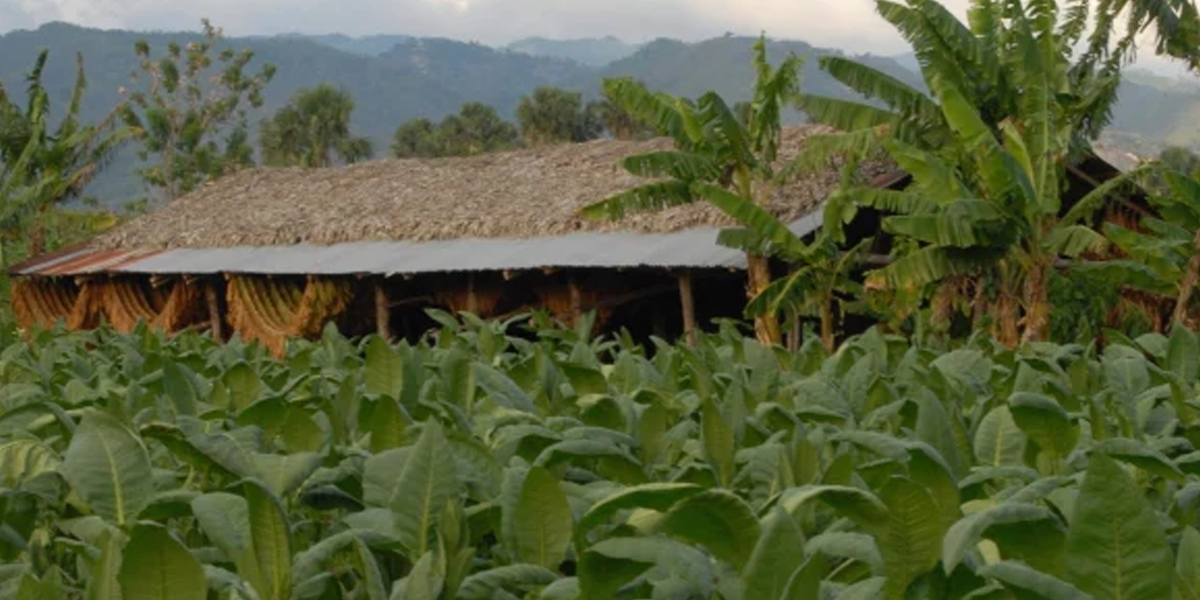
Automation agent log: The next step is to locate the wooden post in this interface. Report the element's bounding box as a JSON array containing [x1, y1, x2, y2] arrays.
[[374, 279, 391, 340], [568, 277, 582, 326], [678, 273, 697, 346], [467, 273, 479, 315], [205, 279, 224, 342]]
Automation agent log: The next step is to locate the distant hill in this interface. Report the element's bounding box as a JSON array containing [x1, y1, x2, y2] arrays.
[[1, 22, 1197, 209], [260, 33, 412, 56], [504, 36, 641, 66]]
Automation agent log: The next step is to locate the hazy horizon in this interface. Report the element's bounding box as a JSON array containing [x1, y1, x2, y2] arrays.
[[0, 0, 1193, 76]]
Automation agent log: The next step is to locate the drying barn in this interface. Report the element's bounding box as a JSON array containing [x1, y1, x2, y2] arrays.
[[11, 125, 886, 352]]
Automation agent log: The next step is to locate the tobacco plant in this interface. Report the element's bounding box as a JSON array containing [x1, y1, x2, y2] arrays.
[[0, 314, 1198, 600]]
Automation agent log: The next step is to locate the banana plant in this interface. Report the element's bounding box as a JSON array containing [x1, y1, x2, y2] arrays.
[[579, 35, 804, 347]]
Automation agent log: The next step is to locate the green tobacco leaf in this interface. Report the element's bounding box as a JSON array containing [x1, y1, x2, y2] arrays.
[[1168, 326, 1200, 384], [367, 397, 411, 454], [190, 492, 265, 595], [1009, 393, 1078, 460], [779, 485, 890, 533], [805, 532, 882, 574], [578, 537, 709, 600], [1065, 453, 1172, 600], [84, 530, 122, 600], [1090, 438, 1184, 481], [365, 336, 403, 399], [473, 362, 537, 413], [61, 409, 154, 526], [512, 466, 573, 570], [457, 564, 558, 600], [117, 524, 206, 600], [943, 503, 1062, 573], [980, 561, 1093, 600], [223, 363, 263, 412], [161, 361, 199, 417], [916, 395, 966, 478], [880, 476, 945, 600], [251, 452, 323, 498], [363, 448, 410, 508], [782, 554, 829, 600], [391, 420, 457, 559], [1178, 527, 1200, 600], [661, 489, 761, 570], [576, 483, 703, 541], [742, 507, 807, 600], [701, 398, 736, 487], [393, 549, 445, 600], [974, 407, 1028, 468], [352, 538, 389, 600], [244, 480, 292, 600]]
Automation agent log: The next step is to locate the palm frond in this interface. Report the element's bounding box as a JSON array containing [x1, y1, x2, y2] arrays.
[[600, 78, 688, 143], [868, 245, 990, 290], [882, 200, 1010, 248], [1060, 162, 1154, 225], [836, 186, 938, 215], [819, 56, 940, 123], [796, 94, 898, 134], [579, 180, 694, 222], [1043, 224, 1108, 257], [1067, 259, 1176, 295], [780, 127, 890, 179], [622, 151, 722, 181], [690, 182, 807, 257], [882, 138, 972, 204], [697, 92, 755, 170]]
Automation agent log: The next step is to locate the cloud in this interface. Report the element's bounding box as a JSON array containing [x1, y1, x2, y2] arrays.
[[0, 0, 960, 54]]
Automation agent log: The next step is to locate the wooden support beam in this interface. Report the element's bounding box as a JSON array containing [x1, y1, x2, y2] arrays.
[[374, 280, 391, 340], [205, 280, 224, 342], [678, 273, 697, 346], [569, 278, 582, 326], [467, 273, 479, 314]]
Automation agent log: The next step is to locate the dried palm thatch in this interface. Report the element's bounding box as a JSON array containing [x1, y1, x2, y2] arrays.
[[12, 278, 78, 330], [226, 275, 354, 356], [95, 125, 889, 250]]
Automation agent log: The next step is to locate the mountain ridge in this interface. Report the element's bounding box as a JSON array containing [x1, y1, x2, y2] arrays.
[[1, 21, 1196, 208]]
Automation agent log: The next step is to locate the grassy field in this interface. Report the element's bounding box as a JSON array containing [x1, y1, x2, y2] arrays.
[[0, 316, 1197, 599]]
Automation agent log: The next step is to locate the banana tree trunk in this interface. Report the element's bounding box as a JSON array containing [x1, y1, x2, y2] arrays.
[[746, 253, 781, 346], [819, 300, 835, 352], [1020, 260, 1051, 344], [995, 291, 1020, 348], [1174, 229, 1200, 327]]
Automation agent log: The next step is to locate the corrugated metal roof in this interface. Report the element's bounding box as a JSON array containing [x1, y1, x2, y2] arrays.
[[13, 214, 824, 277]]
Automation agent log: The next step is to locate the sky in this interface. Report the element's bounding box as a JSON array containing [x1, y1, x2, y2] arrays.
[[0, 0, 1190, 74], [0, 0, 965, 53]]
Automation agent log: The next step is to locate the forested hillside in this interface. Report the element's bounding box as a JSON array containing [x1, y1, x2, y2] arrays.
[[1, 21, 1197, 208]]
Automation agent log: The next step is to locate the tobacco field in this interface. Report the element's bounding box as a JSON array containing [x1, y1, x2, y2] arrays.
[[3, 314, 1200, 600]]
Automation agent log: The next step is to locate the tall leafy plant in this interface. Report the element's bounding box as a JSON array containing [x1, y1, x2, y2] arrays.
[[581, 36, 805, 346], [122, 20, 275, 202]]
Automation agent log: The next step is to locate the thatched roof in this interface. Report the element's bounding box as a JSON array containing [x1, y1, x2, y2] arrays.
[[98, 124, 885, 250]]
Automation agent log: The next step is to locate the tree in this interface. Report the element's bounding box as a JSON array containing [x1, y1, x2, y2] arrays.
[[516, 87, 600, 146], [391, 103, 519, 158], [260, 84, 373, 168], [392, 118, 439, 158], [590, 79, 654, 141], [1104, 168, 1200, 327], [794, 0, 1153, 344], [581, 38, 805, 346], [121, 20, 275, 202], [0, 50, 134, 261], [456, 102, 520, 154]]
